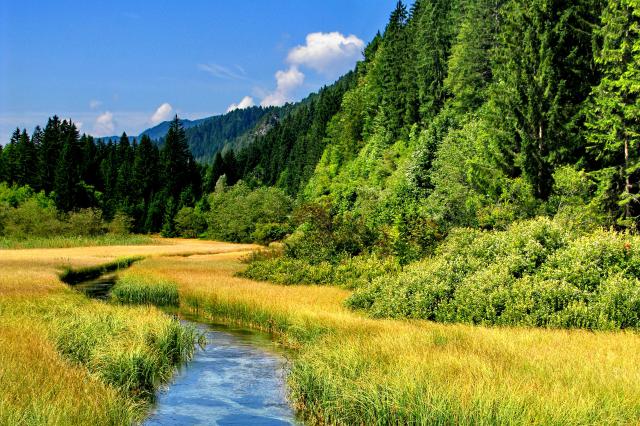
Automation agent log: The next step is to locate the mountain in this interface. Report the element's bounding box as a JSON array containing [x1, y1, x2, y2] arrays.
[[96, 106, 285, 163], [139, 118, 205, 141]]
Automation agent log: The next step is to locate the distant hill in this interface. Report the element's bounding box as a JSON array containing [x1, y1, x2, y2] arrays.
[[139, 118, 206, 141], [96, 106, 285, 163]]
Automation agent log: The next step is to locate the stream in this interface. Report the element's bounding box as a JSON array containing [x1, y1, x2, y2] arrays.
[[71, 274, 300, 425]]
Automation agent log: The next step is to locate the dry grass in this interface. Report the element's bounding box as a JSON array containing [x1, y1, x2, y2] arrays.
[[129, 250, 640, 424], [3, 238, 640, 424], [0, 239, 256, 424]]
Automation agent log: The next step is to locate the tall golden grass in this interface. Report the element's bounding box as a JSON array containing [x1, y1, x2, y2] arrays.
[[0, 240, 256, 424], [130, 251, 640, 424], [3, 239, 640, 424]]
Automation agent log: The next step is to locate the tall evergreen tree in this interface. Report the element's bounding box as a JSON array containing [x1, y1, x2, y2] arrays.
[[371, 1, 410, 139], [410, 0, 460, 121], [586, 0, 640, 221], [39, 116, 62, 192], [445, 0, 504, 112], [53, 121, 83, 211], [15, 129, 38, 188], [490, 0, 603, 198]]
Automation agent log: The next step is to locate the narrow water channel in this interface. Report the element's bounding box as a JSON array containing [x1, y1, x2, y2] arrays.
[[145, 322, 298, 426], [68, 273, 299, 425]]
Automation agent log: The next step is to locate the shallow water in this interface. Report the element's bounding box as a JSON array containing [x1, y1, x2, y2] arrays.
[[69, 274, 299, 425], [144, 322, 299, 426], [71, 274, 116, 299]]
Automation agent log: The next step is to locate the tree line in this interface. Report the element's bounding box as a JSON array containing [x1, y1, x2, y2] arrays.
[[0, 116, 201, 234]]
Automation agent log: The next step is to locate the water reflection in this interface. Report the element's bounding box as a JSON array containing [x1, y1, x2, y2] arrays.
[[144, 323, 299, 426]]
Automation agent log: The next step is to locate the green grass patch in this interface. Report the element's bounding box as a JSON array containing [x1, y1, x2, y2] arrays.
[[111, 274, 180, 307], [0, 234, 156, 249]]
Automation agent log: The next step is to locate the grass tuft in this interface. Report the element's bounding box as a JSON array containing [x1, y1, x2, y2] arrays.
[[111, 274, 180, 307]]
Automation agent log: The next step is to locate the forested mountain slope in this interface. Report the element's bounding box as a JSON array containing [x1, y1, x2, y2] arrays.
[[236, 0, 637, 240]]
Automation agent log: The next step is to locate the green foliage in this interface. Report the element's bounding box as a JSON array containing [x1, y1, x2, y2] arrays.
[[585, 0, 640, 224], [347, 217, 640, 330], [204, 182, 293, 243], [111, 275, 180, 307], [174, 206, 207, 238], [0, 183, 135, 241], [241, 253, 400, 289]]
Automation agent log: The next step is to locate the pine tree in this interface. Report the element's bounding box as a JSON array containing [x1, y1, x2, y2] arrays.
[[40, 116, 62, 192], [586, 0, 640, 221], [490, 0, 602, 199], [411, 0, 460, 121], [15, 129, 38, 188], [161, 116, 194, 201], [207, 151, 225, 192], [53, 121, 82, 211], [372, 1, 409, 139], [445, 0, 504, 112]]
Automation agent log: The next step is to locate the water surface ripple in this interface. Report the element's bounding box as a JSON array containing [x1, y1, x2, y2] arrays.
[[144, 323, 298, 426]]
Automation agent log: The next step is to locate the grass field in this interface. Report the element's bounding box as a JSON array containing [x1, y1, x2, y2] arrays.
[[0, 239, 256, 424], [0, 234, 158, 249], [2, 239, 640, 424]]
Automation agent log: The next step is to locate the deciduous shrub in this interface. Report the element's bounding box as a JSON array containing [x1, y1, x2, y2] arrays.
[[347, 217, 640, 330], [204, 182, 292, 243]]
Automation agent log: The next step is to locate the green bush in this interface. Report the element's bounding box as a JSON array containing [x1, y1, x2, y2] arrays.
[[250, 222, 291, 244], [240, 253, 399, 288], [67, 209, 104, 236], [0, 183, 136, 240], [174, 207, 206, 238], [347, 217, 640, 330], [205, 182, 292, 243]]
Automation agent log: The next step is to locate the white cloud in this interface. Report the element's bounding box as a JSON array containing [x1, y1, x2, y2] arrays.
[[150, 103, 173, 125], [287, 32, 364, 77], [226, 96, 255, 112], [89, 99, 102, 110], [94, 111, 115, 136], [198, 63, 247, 80], [260, 66, 305, 107]]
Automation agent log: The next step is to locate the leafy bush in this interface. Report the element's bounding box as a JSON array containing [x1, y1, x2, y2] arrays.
[[241, 253, 400, 288], [67, 209, 104, 236], [0, 183, 135, 240], [284, 203, 376, 264], [174, 206, 206, 238], [205, 182, 292, 243], [106, 212, 133, 235], [347, 217, 640, 330]]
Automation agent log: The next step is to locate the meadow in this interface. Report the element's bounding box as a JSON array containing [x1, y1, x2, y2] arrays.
[[2, 239, 640, 424]]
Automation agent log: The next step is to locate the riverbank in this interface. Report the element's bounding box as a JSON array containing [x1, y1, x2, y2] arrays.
[[2, 239, 640, 424], [0, 239, 257, 424], [129, 247, 640, 424]]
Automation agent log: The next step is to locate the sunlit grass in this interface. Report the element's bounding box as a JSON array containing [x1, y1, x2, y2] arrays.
[[0, 234, 158, 249], [3, 238, 640, 424], [131, 251, 640, 425], [0, 239, 251, 424], [111, 273, 180, 307]]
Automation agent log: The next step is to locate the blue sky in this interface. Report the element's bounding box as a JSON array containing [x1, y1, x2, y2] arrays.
[[0, 1, 400, 141]]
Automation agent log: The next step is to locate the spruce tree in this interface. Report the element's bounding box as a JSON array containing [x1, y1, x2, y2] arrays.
[[490, 0, 602, 199], [586, 0, 640, 221], [40, 116, 62, 192], [53, 121, 82, 211]]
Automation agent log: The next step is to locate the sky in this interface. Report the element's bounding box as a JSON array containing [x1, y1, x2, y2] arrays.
[[0, 1, 400, 142]]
